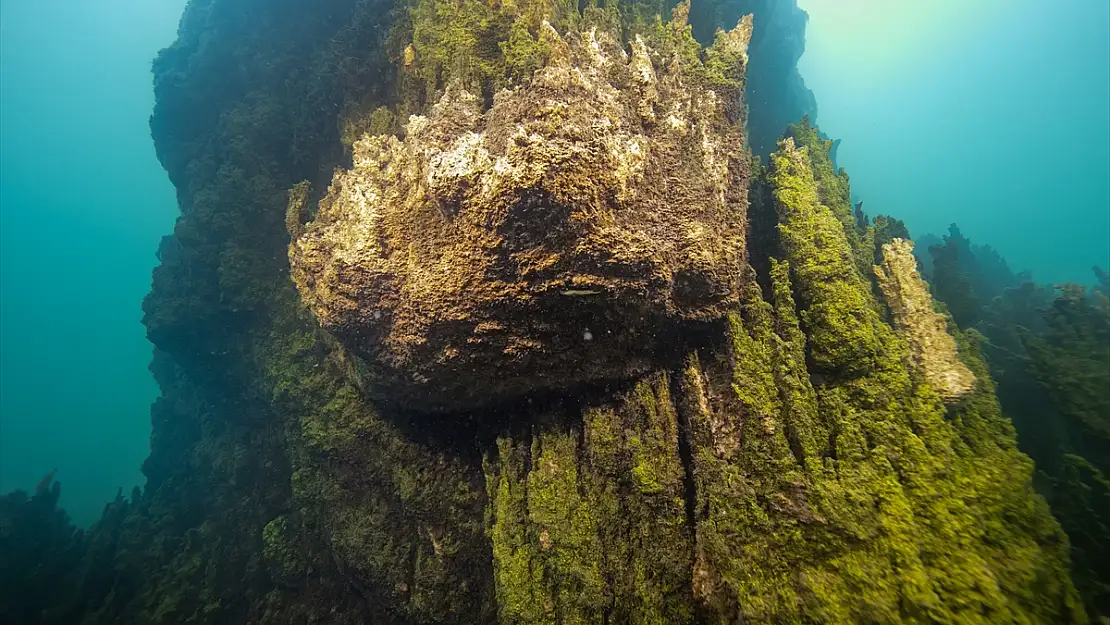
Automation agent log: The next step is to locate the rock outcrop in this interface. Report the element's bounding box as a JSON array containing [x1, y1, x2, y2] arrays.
[[874, 237, 976, 402], [290, 21, 752, 412]]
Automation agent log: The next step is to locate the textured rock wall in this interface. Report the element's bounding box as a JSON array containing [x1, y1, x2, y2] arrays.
[[290, 20, 751, 412], [874, 237, 976, 402]]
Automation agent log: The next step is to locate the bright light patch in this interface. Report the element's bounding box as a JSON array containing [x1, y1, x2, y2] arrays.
[[798, 0, 1005, 82]]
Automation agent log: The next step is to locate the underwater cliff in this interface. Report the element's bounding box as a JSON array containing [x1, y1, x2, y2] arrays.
[[0, 0, 1100, 623]]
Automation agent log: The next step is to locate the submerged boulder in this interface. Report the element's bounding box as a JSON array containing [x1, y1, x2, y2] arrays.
[[290, 22, 752, 412]]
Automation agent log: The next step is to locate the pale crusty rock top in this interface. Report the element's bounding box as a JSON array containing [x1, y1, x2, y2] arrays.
[[290, 20, 752, 412], [874, 238, 976, 402]]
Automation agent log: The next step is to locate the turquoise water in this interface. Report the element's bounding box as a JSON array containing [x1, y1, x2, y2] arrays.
[[0, 0, 185, 525], [800, 0, 1110, 284], [0, 0, 1106, 527]]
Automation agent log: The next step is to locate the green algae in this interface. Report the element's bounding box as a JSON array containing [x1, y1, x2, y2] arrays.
[[928, 246, 1110, 617], [767, 133, 889, 376], [263, 312, 495, 621], [485, 375, 695, 623], [405, 0, 580, 107], [714, 128, 1089, 624], [472, 120, 1090, 623], [784, 116, 873, 275], [261, 515, 312, 584], [583, 379, 693, 624]]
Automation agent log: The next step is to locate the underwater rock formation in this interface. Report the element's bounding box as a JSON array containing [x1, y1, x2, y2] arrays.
[[0, 0, 1093, 623], [922, 228, 1110, 618], [874, 237, 976, 402], [290, 22, 751, 412], [687, 0, 816, 157]]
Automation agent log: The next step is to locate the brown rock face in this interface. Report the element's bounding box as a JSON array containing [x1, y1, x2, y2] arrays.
[[290, 24, 751, 412], [874, 238, 976, 402]]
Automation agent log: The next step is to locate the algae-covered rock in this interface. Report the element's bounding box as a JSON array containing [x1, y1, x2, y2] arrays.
[[7, 1, 1092, 624], [874, 237, 976, 402], [290, 22, 751, 412], [768, 135, 886, 376]]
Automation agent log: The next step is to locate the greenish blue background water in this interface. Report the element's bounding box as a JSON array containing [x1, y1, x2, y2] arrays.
[[1, 0, 185, 525], [0, 0, 1107, 525], [799, 0, 1110, 284]]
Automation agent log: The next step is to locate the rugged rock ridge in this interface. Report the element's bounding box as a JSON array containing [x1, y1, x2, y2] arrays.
[[687, 0, 816, 157], [290, 20, 752, 412], [874, 237, 976, 402]]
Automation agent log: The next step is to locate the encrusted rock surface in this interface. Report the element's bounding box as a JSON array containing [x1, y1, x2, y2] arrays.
[[874, 237, 976, 402], [290, 23, 751, 412]]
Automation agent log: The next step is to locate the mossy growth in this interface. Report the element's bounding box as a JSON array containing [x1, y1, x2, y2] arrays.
[[339, 105, 396, 152], [479, 235, 1073, 621], [874, 238, 976, 403], [684, 275, 821, 619], [679, 259, 1086, 622], [486, 426, 605, 624], [785, 116, 873, 275], [582, 377, 693, 624], [767, 134, 890, 377], [869, 214, 910, 263], [501, 17, 549, 85], [699, 12, 754, 108], [485, 374, 694, 624], [699, 126, 1088, 623], [397, 0, 755, 119], [404, 0, 580, 107], [261, 515, 311, 585], [284, 180, 311, 240], [259, 296, 494, 622]]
